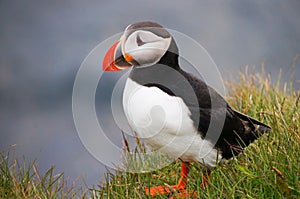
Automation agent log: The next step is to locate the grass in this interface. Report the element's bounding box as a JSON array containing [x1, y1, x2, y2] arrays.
[[0, 146, 87, 198], [1, 66, 299, 198]]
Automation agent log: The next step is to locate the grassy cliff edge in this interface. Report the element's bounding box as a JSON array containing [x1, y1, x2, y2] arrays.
[[1, 67, 299, 198]]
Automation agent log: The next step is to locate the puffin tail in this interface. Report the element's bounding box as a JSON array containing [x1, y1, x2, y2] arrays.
[[257, 123, 272, 134], [234, 110, 272, 135]]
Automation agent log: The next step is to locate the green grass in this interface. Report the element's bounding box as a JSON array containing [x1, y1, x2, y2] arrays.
[[0, 146, 87, 199], [1, 67, 299, 198]]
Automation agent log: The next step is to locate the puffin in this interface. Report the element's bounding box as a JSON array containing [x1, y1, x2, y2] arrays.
[[102, 21, 271, 198]]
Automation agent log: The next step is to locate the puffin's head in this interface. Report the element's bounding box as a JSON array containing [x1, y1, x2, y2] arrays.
[[102, 21, 174, 71]]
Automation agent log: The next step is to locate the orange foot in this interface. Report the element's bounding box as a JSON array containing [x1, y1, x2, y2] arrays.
[[145, 186, 197, 198], [145, 184, 185, 197], [145, 162, 190, 197]]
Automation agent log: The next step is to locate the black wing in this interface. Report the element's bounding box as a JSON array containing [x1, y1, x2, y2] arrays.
[[179, 69, 271, 159]]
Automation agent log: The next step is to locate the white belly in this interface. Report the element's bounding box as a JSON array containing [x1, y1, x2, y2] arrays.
[[123, 78, 222, 168]]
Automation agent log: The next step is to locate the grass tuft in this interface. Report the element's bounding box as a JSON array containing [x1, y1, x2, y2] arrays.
[[0, 146, 87, 199]]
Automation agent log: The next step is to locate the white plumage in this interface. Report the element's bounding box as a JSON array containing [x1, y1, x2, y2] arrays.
[[123, 78, 222, 169]]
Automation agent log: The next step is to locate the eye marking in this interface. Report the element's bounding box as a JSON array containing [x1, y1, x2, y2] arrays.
[[136, 34, 146, 46]]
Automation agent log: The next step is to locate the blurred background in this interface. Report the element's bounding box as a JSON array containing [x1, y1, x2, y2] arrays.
[[0, 0, 299, 187]]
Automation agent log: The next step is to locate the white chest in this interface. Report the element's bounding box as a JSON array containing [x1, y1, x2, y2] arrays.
[[122, 78, 222, 168]]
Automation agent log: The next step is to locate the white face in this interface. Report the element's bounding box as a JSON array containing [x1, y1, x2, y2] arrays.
[[121, 30, 172, 67]]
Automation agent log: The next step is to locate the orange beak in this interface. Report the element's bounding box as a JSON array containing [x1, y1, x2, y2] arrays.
[[102, 40, 132, 71]]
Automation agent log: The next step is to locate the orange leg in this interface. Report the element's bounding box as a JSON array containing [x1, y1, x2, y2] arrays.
[[168, 172, 211, 199], [145, 162, 190, 197]]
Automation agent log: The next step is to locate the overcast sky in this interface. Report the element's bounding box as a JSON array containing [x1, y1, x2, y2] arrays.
[[0, 0, 299, 187]]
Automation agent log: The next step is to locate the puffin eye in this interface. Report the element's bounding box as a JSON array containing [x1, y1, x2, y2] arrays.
[[136, 31, 162, 44], [136, 34, 146, 46]]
